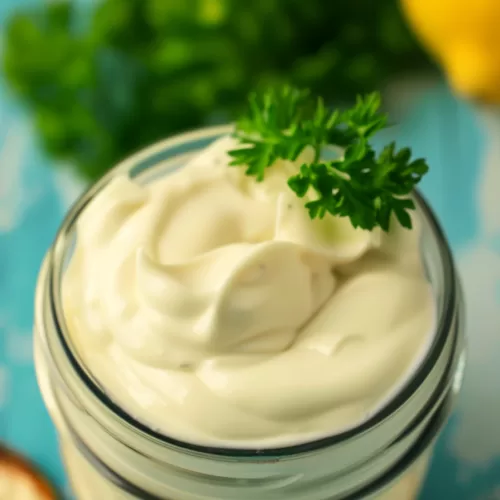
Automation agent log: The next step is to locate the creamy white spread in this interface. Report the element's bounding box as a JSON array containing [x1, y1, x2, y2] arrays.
[[63, 136, 434, 447]]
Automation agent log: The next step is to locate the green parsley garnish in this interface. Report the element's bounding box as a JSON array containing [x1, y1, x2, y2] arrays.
[[228, 85, 429, 231]]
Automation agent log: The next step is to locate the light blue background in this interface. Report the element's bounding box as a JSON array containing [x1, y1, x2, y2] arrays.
[[1, 3, 500, 499]]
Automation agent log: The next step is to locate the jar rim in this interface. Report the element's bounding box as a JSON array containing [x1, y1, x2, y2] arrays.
[[43, 124, 458, 458], [58, 384, 457, 500]]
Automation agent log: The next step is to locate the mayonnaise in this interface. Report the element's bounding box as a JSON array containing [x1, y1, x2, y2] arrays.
[[63, 136, 434, 447]]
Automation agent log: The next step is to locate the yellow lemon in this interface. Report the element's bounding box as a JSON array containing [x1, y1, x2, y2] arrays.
[[401, 0, 500, 103]]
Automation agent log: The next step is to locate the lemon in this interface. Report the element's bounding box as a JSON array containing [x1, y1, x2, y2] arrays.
[[401, 0, 500, 103]]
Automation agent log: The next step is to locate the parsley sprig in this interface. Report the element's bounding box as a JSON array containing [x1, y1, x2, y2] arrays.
[[228, 85, 428, 231]]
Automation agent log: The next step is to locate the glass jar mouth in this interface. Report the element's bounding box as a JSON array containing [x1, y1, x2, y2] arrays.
[[43, 124, 458, 458], [58, 383, 457, 500]]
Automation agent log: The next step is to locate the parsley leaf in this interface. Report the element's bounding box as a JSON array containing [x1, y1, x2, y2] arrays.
[[228, 85, 340, 179], [229, 85, 429, 231]]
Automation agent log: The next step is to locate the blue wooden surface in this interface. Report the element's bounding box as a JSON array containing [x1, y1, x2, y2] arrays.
[[2, 4, 500, 500]]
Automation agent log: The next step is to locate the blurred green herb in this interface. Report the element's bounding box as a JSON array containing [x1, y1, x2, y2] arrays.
[[2, 0, 431, 180], [230, 86, 429, 231]]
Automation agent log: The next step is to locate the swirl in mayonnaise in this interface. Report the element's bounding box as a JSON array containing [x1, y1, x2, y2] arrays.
[[63, 136, 434, 447]]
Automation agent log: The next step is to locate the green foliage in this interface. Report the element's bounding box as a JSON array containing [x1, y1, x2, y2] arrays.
[[231, 86, 429, 231], [2, 0, 431, 179], [228, 86, 323, 180]]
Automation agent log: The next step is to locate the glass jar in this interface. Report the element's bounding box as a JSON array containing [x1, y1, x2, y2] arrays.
[[34, 125, 466, 500]]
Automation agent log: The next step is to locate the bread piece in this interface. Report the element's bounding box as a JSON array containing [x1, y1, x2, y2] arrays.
[[0, 445, 57, 499]]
